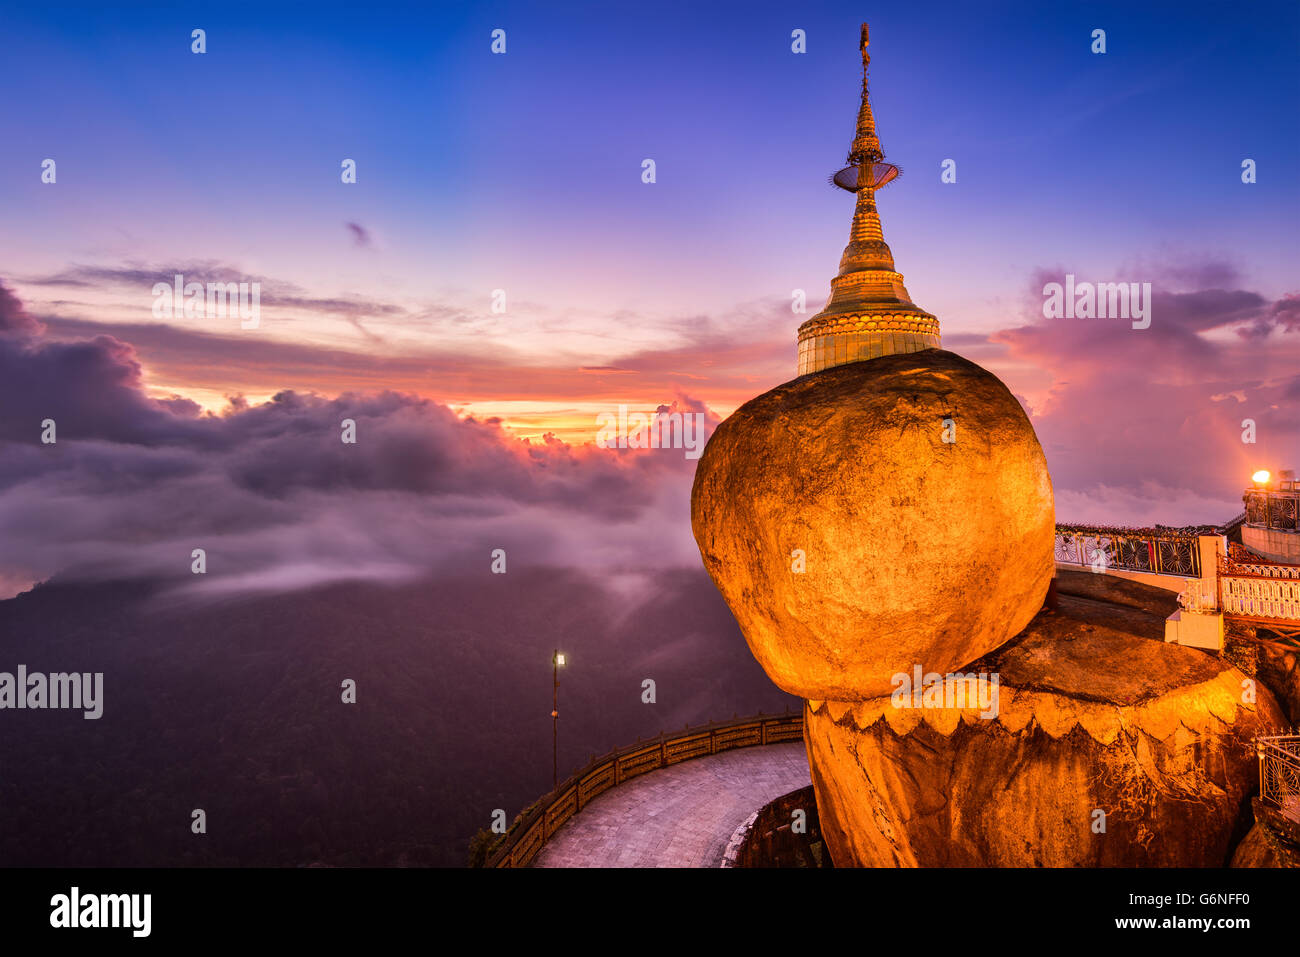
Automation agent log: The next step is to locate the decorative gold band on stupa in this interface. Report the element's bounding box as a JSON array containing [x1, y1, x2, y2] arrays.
[[797, 23, 939, 376]]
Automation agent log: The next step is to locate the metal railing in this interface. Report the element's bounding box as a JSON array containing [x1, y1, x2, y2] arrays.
[[1053, 523, 1204, 578], [485, 710, 804, 868], [1244, 489, 1299, 531], [1257, 736, 1300, 825]]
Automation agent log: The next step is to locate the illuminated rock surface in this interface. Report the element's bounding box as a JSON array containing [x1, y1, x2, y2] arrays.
[[802, 588, 1287, 867], [691, 350, 1055, 701], [1231, 820, 1297, 867]]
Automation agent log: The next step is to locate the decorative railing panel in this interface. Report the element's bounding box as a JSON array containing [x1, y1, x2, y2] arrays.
[[1271, 496, 1298, 530], [579, 764, 615, 803], [666, 732, 712, 764], [1258, 736, 1300, 825], [546, 788, 578, 835], [512, 819, 545, 868], [618, 746, 661, 782], [764, 721, 804, 744], [1245, 490, 1300, 531], [1221, 577, 1300, 623], [714, 724, 763, 751], [485, 711, 803, 868], [1157, 539, 1197, 575], [1054, 534, 1082, 564]]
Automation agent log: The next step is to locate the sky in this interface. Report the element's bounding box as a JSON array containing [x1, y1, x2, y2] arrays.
[[0, 0, 1297, 597]]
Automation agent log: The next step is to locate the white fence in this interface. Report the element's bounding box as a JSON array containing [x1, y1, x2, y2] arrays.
[[1221, 577, 1300, 622], [1218, 547, 1300, 624]]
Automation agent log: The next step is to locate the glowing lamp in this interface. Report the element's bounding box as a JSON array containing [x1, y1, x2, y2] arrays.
[[1252, 470, 1271, 487], [555, 653, 566, 667]]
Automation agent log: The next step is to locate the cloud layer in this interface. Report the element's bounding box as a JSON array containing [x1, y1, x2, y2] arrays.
[[0, 281, 716, 598]]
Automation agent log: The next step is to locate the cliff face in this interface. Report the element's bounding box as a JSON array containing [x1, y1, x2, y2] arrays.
[[1224, 619, 1300, 726], [1231, 798, 1300, 867], [1231, 824, 1287, 867], [803, 607, 1286, 867]]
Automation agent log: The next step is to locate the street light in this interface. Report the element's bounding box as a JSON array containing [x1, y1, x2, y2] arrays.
[[1252, 470, 1271, 488], [552, 650, 566, 789]]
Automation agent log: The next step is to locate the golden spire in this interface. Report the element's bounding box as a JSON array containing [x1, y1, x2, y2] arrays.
[[849, 23, 883, 165], [797, 23, 939, 377]]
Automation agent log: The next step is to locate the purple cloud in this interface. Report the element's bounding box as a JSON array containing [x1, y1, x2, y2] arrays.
[[990, 261, 1300, 524], [0, 281, 43, 338], [345, 222, 372, 247]]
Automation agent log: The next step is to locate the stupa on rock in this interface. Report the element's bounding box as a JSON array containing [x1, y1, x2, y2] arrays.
[[797, 23, 939, 374], [690, 23, 1283, 867]]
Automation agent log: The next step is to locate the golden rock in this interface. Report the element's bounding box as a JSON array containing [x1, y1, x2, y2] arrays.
[[691, 349, 1055, 701]]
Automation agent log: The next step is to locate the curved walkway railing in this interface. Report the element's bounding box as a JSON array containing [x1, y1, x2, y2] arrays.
[[486, 710, 804, 868]]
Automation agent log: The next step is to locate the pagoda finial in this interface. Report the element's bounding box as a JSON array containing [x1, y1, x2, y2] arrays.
[[849, 22, 882, 166], [797, 23, 940, 376]]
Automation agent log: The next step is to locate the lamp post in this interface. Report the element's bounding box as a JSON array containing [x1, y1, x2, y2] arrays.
[[552, 650, 566, 789]]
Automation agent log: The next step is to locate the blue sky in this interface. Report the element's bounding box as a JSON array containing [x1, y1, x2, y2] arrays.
[[3, 0, 1295, 320]]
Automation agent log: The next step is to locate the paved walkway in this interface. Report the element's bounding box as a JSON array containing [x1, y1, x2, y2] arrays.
[[533, 742, 811, 868]]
